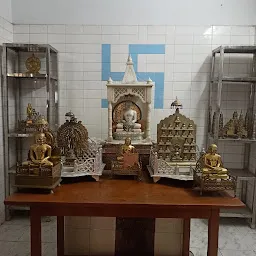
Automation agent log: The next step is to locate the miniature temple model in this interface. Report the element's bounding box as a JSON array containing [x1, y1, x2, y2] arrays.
[[16, 127, 61, 192], [148, 98, 197, 182], [57, 112, 104, 181], [111, 137, 142, 180], [222, 111, 248, 138], [193, 144, 236, 195], [211, 110, 252, 139], [106, 56, 153, 142]]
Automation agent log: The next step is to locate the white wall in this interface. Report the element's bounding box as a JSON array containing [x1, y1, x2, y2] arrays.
[[11, 0, 256, 26], [0, 0, 12, 22], [13, 24, 255, 149]]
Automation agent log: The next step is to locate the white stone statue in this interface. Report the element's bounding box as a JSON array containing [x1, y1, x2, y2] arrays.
[[116, 106, 141, 133]]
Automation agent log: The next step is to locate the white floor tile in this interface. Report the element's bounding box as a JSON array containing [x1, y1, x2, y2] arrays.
[[0, 216, 255, 256], [220, 249, 256, 256]]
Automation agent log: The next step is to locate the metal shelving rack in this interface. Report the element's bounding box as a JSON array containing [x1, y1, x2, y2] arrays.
[[208, 45, 256, 228], [2, 43, 59, 219]]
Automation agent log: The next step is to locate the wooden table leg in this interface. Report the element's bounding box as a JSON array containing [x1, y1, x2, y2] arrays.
[[57, 216, 65, 256], [182, 218, 191, 256], [207, 209, 220, 256], [30, 207, 41, 256]]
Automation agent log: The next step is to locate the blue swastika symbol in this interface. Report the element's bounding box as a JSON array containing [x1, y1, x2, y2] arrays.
[[101, 44, 165, 109]]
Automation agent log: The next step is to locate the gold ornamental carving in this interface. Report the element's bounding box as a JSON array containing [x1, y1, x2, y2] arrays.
[[157, 99, 196, 163], [25, 53, 41, 74]]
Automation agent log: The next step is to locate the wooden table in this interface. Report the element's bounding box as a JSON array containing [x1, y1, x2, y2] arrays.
[[4, 180, 244, 256]]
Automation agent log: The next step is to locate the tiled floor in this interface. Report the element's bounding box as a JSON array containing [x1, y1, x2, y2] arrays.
[[0, 216, 256, 256]]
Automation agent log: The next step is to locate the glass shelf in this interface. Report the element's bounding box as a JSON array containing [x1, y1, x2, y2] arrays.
[[211, 76, 256, 83], [8, 133, 34, 138], [220, 207, 252, 218], [3, 43, 59, 219], [229, 168, 256, 180], [209, 135, 256, 143], [212, 45, 256, 54], [7, 73, 58, 80]]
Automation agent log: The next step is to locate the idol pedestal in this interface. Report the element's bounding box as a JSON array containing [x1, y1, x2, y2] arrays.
[[102, 141, 153, 174]]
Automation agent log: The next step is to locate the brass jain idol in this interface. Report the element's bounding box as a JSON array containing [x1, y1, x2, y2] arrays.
[[117, 137, 136, 161], [201, 144, 228, 180], [18, 103, 48, 133], [16, 132, 61, 193], [23, 133, 53, 167], [193, 144, 236, 196], [112, 137, 142, 180]]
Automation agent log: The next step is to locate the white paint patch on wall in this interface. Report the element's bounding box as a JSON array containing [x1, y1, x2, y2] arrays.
[[11, 0, 256, 26], [0, 0, 12, 22]]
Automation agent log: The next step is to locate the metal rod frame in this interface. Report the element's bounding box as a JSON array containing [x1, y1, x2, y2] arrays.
[[208, 45, 256, 228], [1, 43, 58, 220]]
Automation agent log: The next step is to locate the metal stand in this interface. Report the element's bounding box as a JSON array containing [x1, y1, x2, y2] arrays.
[[208, 46, 256, 228], [2, 44, 59, 219]]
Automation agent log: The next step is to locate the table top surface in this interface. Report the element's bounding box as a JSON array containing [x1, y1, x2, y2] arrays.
[[4, 180, 244, 209]]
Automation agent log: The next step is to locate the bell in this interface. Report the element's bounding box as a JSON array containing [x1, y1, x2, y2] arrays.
[[171, 97, 183, 111]]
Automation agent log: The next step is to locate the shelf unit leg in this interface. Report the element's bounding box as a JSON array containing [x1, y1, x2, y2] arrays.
[[250, 178, 256, 228], [182, 218, 190, 256], [208, 209, 220, 256]]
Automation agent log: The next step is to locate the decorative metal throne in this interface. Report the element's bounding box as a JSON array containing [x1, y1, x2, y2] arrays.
[[57, 112, 104, 181]]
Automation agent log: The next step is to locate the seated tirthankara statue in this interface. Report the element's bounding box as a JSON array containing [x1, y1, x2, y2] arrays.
[[201, 144, 229, 180], [16, 131, 62, 192], [18, 103, 48, 133], [112, 137, 141, 178], [116, 107, 141, 132], [117, 137, 136, 162], [22, 132, 53, 167], [115, 102, 143, 140]]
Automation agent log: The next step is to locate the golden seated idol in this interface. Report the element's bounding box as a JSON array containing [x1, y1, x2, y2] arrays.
[[117, 137, 136, 162], [193, 144, 236, 196], [23, 132, 53, 167], [112, 137, 142, 179], [201, 144, 229, 180], [16, 131, 61, 192]]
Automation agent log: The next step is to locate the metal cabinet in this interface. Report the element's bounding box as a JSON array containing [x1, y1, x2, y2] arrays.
[[208, 46, 256, 228], [2, 43, 59, 219]]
